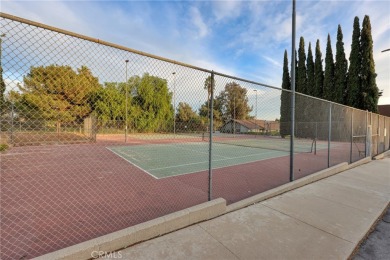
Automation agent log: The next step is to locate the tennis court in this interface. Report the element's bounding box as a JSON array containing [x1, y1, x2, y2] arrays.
[[108, 139, 316, 179]]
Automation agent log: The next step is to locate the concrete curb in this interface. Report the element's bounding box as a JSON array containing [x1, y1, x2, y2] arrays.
[[373, 150, 390, 160], [347, 156, 372, 169], [226, 156, 373, 213], [226, 162, 350, 213], [34, 198, 226, 260]]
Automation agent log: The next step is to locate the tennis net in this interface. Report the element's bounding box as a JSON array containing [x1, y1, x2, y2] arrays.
[[204, 133, 316, 153]]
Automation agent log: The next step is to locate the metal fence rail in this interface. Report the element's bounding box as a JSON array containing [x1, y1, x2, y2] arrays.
[[0, 13, 389, 260]]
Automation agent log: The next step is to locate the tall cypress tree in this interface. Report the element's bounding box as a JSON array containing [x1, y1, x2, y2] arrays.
[[0, 34, 6, 115], [334, 25, 348, 105], [281, 50, 291, 91], [346, 17, 362, 108], [280, 50, 291, 137], [306, 42, 315, 96], [314, 39, 324, 98], [323, 34, 335, 101], [294, 49, 298, 89], [297, 37, 307, 94], [360, 15, 379, 112]]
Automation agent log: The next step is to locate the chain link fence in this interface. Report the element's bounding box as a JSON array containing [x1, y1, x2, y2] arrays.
[[1, 13, 389, 259]]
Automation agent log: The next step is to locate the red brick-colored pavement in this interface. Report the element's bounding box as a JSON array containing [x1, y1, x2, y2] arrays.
[[0, 137, 361, 259]]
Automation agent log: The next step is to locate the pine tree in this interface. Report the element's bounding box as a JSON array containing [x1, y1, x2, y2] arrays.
[[280, 50, 291, 137], [323, 34, 335, 101], [282, 50, 291, 91], [0, 34, 6, 115], [360, 15, 379, 112], [334, 25, 348, 105], [333, 25, 348, 104], [314, 39, 324, 98], [297, 37, 307, 94], [346, 17, 361, 108], [294, 49, 298, 89], [306, 42, 315, 96]]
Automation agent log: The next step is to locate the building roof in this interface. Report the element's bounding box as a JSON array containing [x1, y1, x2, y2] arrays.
[[234, 120, 264, 130], [378, 105, 390, 117]]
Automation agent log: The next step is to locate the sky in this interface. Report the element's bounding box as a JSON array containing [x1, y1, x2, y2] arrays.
[[1, 0, 390, 109]]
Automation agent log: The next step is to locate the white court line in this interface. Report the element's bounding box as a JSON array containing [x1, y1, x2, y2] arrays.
[[118, 142, 230, 160], [149, 149, 285, 171], [170, 143, 230, 159], [0, 151, 53, 156], [155, 150, 289, 179], [107, 143, 289, 180], [106, 147, 158, 180]]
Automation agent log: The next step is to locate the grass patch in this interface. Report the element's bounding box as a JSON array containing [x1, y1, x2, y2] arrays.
[[0, 143, 9, 152]]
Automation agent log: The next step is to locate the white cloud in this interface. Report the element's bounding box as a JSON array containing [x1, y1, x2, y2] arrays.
[[212, 0, 242, 22], [262, 55, 282, 68], [1, 1, 91, 35], [190, 7, 209, 39], [1, 0, 389, 104]]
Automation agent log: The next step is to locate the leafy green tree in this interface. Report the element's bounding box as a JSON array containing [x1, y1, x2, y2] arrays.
[[360, 15, 379, 112], [204, 75, 215, 122], [19, 65, 100, 129], [131, 73, 173, 132], [306, 42, 315, 96], [219, 82, 252, 121], [90, 82, 130, 124], [0, 34, 6, 116], [297, 37, 307, 94], [323, 34, 335, 101], [280, 50, 291, 137], [314, 39, 324, 98], [204, 75, 215, 102], [334, 25, 348, 104], [346, 17, 362, 107], [176, 102, 204, 132], [176, 102, 198, 122], [199, 96, 223, 130]]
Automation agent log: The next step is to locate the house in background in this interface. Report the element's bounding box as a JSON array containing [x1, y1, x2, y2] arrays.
[[378, 105, 390, 117], [219, 119, 280, 134]]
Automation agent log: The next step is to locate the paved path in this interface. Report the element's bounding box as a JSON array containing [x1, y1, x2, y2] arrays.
[[117, 158, 390, 260], [353, 206, 390, 260]]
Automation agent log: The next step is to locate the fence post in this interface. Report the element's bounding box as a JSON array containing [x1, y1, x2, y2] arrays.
[[377, 114, 379, 155], [365, 110, 368, 157], [208, 72, 214, 201], [350, 109, 353, 163], [328, 103, 332, 168], [289, 1, 296, 182], [314, 122, 317, 155], [10, 102, 14, 145], [385, 117, 388, 150]]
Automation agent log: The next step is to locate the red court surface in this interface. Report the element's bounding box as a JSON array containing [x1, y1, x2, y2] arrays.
[[0, 137, 361, 259]]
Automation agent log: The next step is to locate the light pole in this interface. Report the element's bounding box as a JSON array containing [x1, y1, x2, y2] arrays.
[[172, 72, 176, 136], [381, 49, 390, 53], [125, 60, 129, 143]]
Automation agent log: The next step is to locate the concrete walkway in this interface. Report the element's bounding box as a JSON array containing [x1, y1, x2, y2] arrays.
[[118, 158, 390, 260]]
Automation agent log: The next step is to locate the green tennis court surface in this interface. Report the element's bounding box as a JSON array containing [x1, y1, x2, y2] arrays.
[[108, 143, 290, 179]]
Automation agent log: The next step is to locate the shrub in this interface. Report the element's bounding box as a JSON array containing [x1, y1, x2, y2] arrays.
[[0, 143, 9, 152]]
